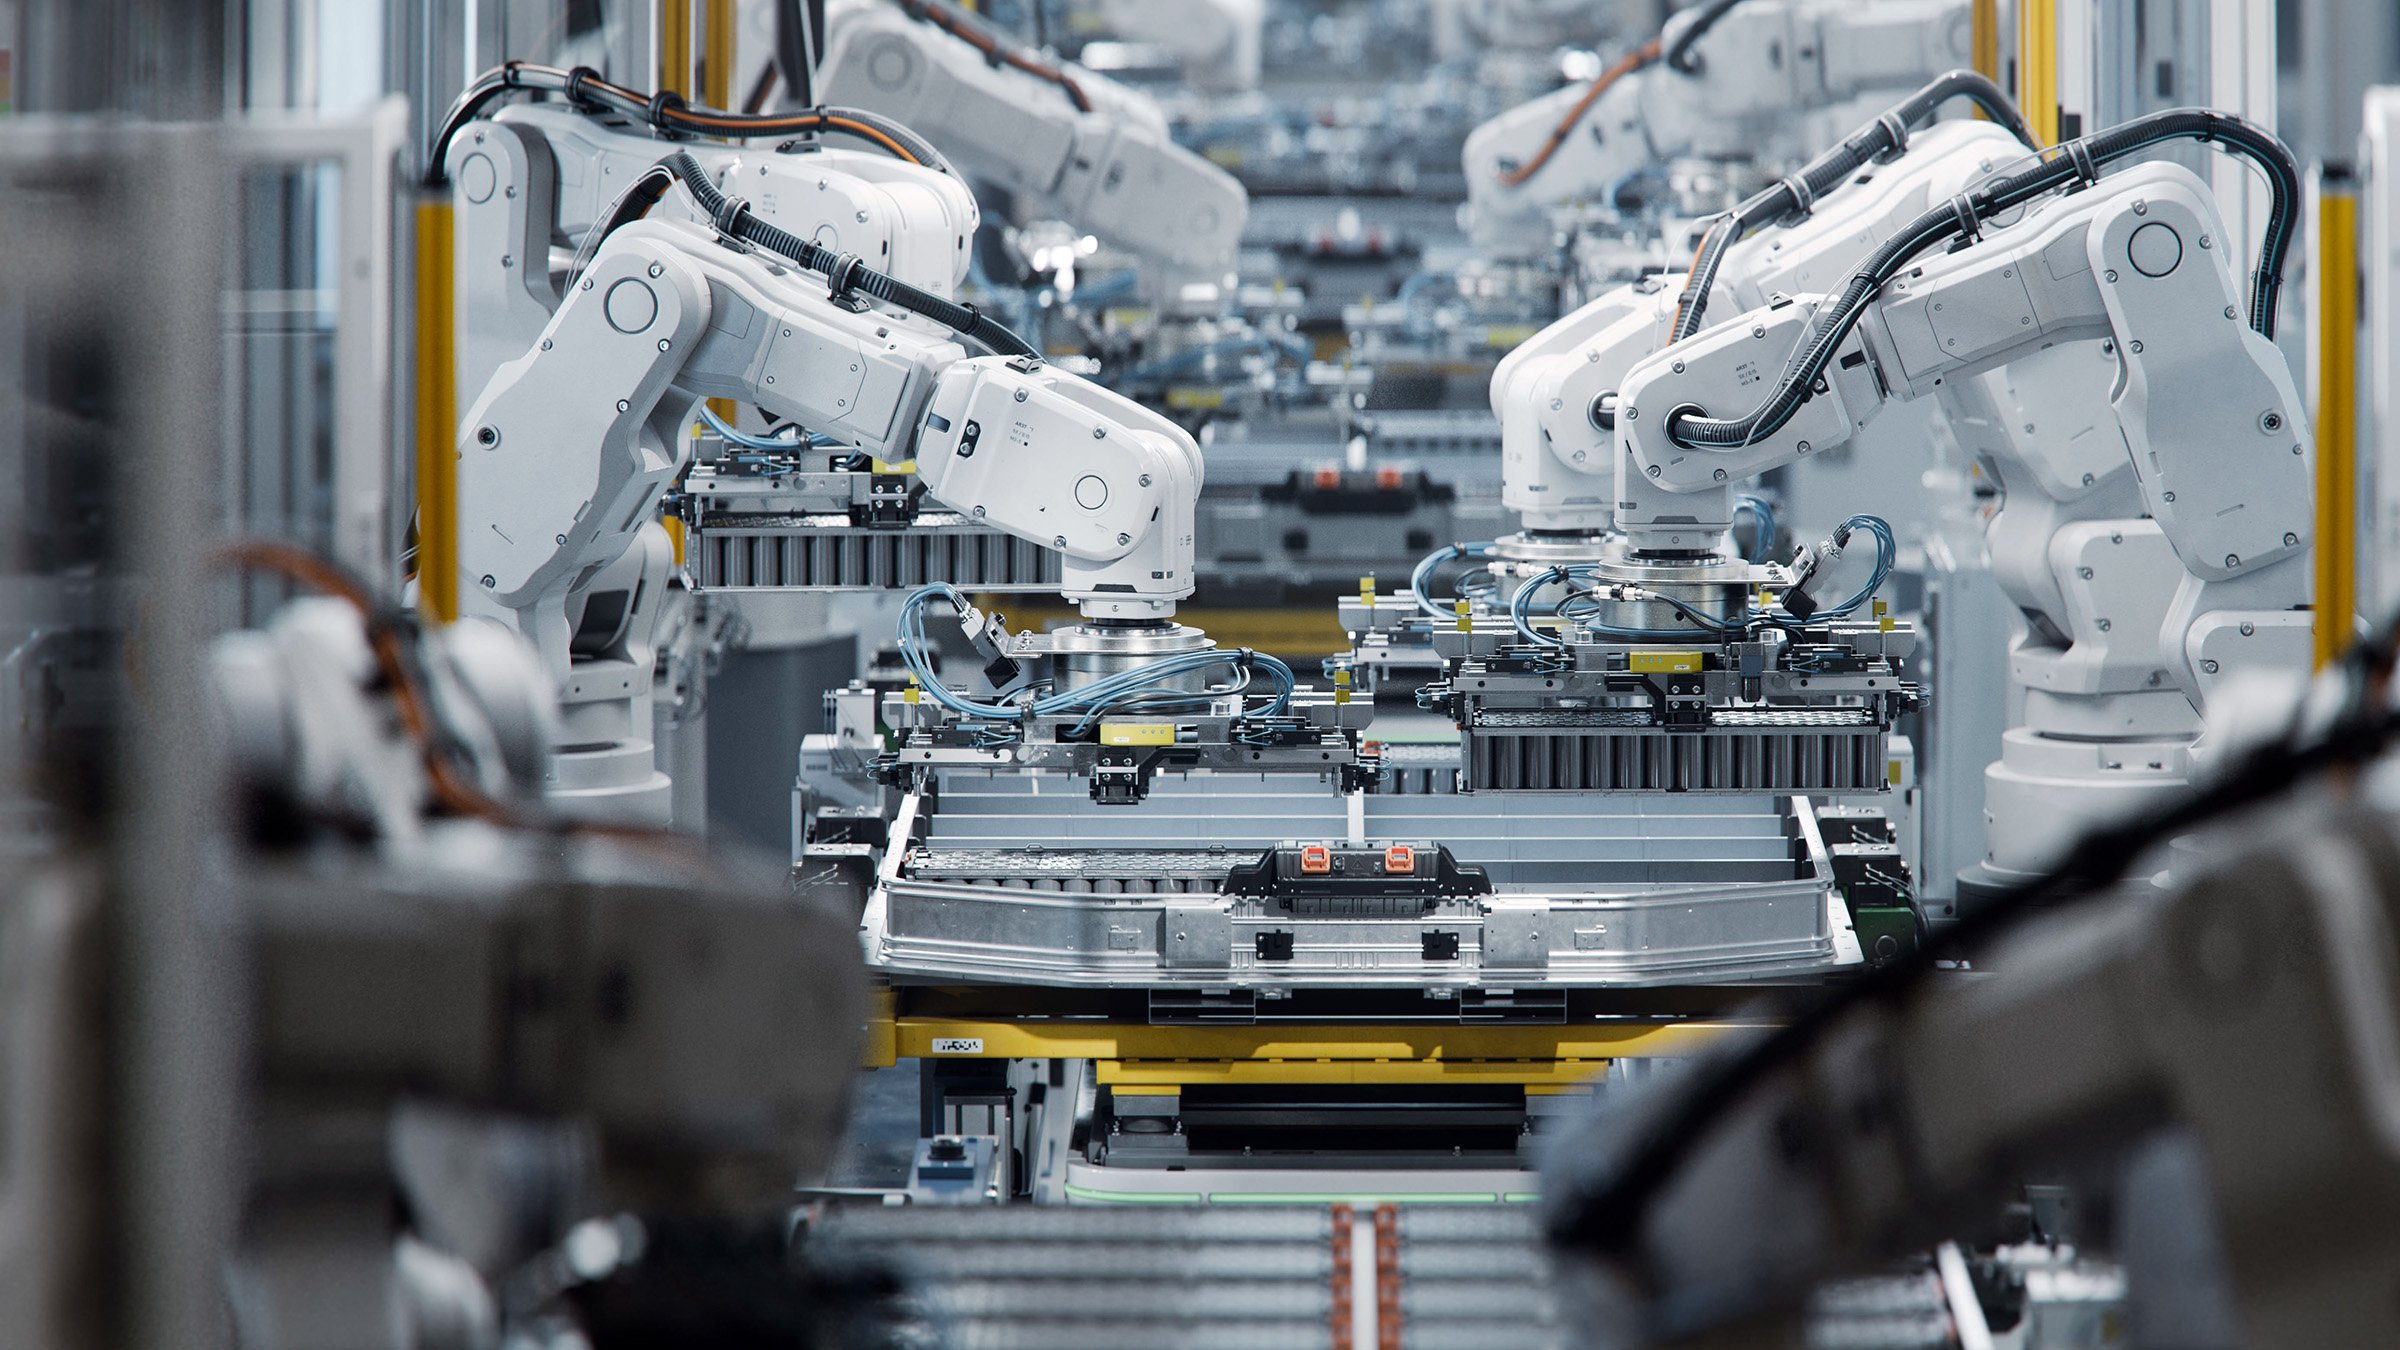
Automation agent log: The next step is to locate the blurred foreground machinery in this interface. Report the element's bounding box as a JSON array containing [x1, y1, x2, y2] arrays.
[[0, 114, 868, 1350]]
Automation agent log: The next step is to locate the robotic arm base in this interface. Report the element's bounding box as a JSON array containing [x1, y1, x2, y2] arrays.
[[461, 524, 678, 828], [1073, 595, 1181, 623], [2160, 561, 2311, 715]]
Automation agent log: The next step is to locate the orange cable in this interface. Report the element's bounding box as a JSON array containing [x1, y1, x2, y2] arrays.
[[216, 542, 720, 860], [1495, 38, 1662, 189], [668, 108, 919, 162], [215, 540, 522, 827], [901, 0, 1092, 112], [1667, 216, 1728, 344]]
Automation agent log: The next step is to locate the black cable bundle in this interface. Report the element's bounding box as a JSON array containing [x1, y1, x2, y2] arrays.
[[422, 62, 954, 190], [646, 152, 1038, 359], [1671, 70, 2040, 341], [1662, 107, 2298, 452]]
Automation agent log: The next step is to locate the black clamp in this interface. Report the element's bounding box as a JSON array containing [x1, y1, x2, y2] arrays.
[[1873, 111, 1912, 162], [825, 252, 870, 308], [2059, 136, 2100, 191], [711, 191, 753, 239], [957, 299, 1015, 350], [646, 87, 689, 139], [774, 107, 836, 156], [563, 65, 603, 107], [1946, 191, 1984, 248]]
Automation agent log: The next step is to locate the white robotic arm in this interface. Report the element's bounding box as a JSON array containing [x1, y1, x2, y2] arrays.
[[457, 212, 1198, 664], [1432, 0, 1632, 62], [819, 0, 1248, 299], [446, 101, 982, 409], [1617, 160, 2312, 708], [1094, 0, 1263, 94], [1461, 0, 1974, 256], [1543, 796, 2400, 1349], [1490, 278, 1678, 535], [1490, 117, 2033, 540]]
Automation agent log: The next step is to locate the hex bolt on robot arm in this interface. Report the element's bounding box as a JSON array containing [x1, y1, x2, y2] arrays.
[[1614, 111, 2311, 889], [451, 151, 1337, 813], [1461, 0, 1977, 258], [817, 0, 1249, 309]]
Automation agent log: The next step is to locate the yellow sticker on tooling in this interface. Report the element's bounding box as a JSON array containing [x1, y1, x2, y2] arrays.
[[1628, 650, 1704, 674], [1100, 723, 1177, 747]]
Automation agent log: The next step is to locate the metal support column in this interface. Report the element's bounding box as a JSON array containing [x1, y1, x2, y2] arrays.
[[2366, 91, 2400, 613]]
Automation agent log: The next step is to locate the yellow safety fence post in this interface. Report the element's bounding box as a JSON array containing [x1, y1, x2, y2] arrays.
[[413, 199, 458, 623], [667, 0, 739, 570], [1971, 0, 2001, 93], [2314, 169, 2360, 668], [703, 0, 736, 110], [661, 0, 693, 100], [2016, 0, 2058, 148]]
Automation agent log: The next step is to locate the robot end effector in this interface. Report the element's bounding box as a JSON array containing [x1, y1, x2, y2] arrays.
[[910, 356, 1200, 622]]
